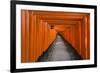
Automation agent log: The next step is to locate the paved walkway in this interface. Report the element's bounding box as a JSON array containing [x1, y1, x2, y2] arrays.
[[37, 35, 82, 62]]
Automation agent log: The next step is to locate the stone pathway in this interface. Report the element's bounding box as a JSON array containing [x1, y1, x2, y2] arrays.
[[37, 35, 82, 62]]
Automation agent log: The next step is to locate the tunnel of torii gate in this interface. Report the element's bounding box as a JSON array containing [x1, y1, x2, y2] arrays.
[[21, 10, 90, 63]]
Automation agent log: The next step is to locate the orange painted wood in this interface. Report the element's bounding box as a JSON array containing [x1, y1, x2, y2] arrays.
[[87, 15, 90, 59], [44, 20, 79, 25], [21, 10, 30, 62], [21, 10, 90, 63], [21, 10, 26, 62], [35, 11, 87, 20], [29, 11, 34, 62], [84, 15, 90, 59], [78, 21, 82, 55], [26, 11, 30, 62]]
